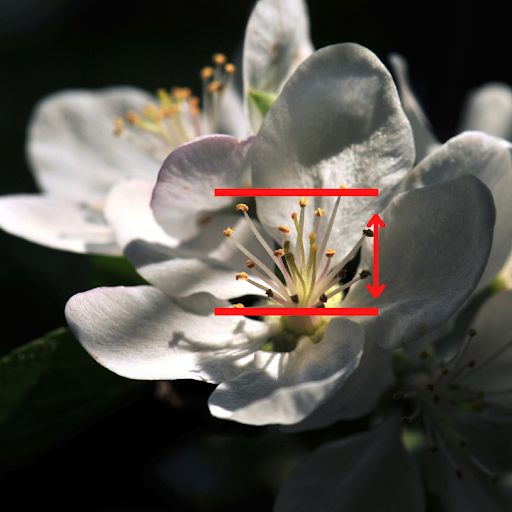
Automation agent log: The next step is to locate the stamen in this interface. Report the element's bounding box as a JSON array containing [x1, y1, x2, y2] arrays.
[[448, 328, 477, 374], [468, 453, 499, 483], [292, 212, 306, 275], [313, 270, 371, 305], [233, 303, 245, 308]]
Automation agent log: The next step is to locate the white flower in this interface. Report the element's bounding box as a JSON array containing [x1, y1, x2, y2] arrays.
[[0, 0, 313, 255], [275, 291, 512, 512], [66, 43, 497, 428]]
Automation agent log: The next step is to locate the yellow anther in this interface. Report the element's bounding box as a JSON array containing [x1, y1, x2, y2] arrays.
[[325, 249, 336, 258], [291, 212, 298, 220], [311, 243, 318, 251], [278, 226, 291, 234], [126, 111, 141, 125], [213, 53, 227, 65], [143, 103, 163, 122], [171, 87, 192, 100], [315, 208, 325, 217], [236, 272, 248, 281], [339, 185, 347, 189], [309, 232, 317, 242], [223, 227, 234, 237], [207, 81, 222, 93], [274, 249, 284, 258], [246, 260, 255, 269], [233, 303, 245, 308], [201, 66, 214, 79], [236, 203, 249, 212], [113, 118, 124, 136], [297, 197, 308, 208], [157, 89, 172, 107], [225, 63, 236, 74]]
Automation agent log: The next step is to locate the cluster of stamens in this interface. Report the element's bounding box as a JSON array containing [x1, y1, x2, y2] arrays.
[[222, 191, 372, 309], [113, 53, 235, 148], [394, 328, 512, 483]]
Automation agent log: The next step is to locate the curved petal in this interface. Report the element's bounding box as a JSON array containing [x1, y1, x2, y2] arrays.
[[151, 135, 254, 240], [388, 53, 440, 161], [343, 175, 496, 349], [208, 318, 365, 426], [123, 211, 274, 299], [459, 290, 512, 410], [253, 43, 414, 254], [398, 131, 512, 293], [458, 82, 512, 140], [282, 340, 394, 432], [275, 414, 426, 512], [217, 83, 249, 141], [27, 87, 161, 202], [65, 286, 270, 382], [0, 194, 121, 255], [243, 0, 313, 133]]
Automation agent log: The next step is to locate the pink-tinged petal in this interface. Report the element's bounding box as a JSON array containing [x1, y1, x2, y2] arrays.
[[65, 286, 270, 382], [275, 414, 426, 512], [253, 43, 414, 254], [151, 135, 254, 240], [208, 318, 365, 426], [343, 175, 495, 349], [243, 0, 314, 133], [0, 194, 120, 255], [28, 87, 161, 202], [388, 53, 441, 162], [458, 82, 512, 140]]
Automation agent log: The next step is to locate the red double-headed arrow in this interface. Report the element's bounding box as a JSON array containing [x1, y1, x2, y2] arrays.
[[366, 214, 385, 298]]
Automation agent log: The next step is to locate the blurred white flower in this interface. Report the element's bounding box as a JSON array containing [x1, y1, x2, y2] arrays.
[[66, 44, 497, 429]]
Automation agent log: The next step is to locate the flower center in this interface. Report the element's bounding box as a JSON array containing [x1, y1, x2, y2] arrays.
[[394, 328, 512, 483], [112, 53, 235, 157], [222, 190, 372, 350]]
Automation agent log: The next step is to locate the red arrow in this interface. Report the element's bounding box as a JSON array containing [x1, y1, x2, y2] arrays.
[[366, 214, 385, 298]]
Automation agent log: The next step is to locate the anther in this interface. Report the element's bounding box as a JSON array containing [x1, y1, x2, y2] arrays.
[[236, 203, 249, 212], [456, 468, 464, 480], [315, 208, 325, 217], [363, 229, 374, 237], [471, 401, 483, 412], [493, 421, 501, 430], [339, 185, 347, 189], [459, 440, 468, 448], [291, 212, 297, 220], [279, 226, 291, 234], [309, 232, 317, 242], [319, 293, 328, 303], [468, 359, 476, 367], [430, 443, 439, 453], [113, 118, 124, 136], [291, 294, 299, 304], [419, 350, 429, 359], [265, 289, 274, 298], [492, 474, 500, 484], [325, 249, 336, 258], [359, 270, 372, 279], [427, 383, 434, 391], [477, 389, 485, 399], [235, 272, 248, 281], [442, 368, 450, 375], [223, 227, 234, 237], [213, 53, 227, 65], [224, 63, 236, 74], [201, 66, 214, 79], [338, 269, 347, 280], [297, 197, 308, 208], [207, 81, 222, 93], [468, 328, 477, 337], [233, 303, 245, 308], [433, 394, 440, 404], [393, 391, 405, 400], [126, 111, 140, 124], [401, 416, 411, 425], [274, 249, 284, 258], [246, 260, 255, 269]]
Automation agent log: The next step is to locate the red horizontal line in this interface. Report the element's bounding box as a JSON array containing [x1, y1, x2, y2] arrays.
[[215, 189, 378, 197], [215, 308, 378, 316]]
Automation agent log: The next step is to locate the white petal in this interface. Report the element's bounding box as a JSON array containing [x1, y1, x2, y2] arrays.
[[343, 175, 496, 349], [0, 194, 121, 255], [282, 340, 394, 432], [217, 83, 249, 141], [388, 53, 441, 161], [27, 87, 161, 202], [399, 131, 512, 294], [243, 0, 314, 133], [208, 318, 365, 426], [253, 43, 414, 255], [151, 135, 254, 240], [458, 82, 512, 140], [65, 286, 270, 382], [275, 414, 426, 512]]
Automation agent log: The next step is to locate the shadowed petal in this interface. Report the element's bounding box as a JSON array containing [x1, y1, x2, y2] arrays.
[[243, 0, 313, 133], [208, 318, 365, 426], [343, 175, 495, 349], [65, 286, 270, 382], [275, 414, 425, 512], [0, 194, 120, 255], [151, 135, 254, 240], [253, 43, 414, 254]]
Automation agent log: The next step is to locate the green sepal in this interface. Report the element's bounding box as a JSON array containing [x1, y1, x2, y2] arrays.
[[248, 89, 277, 118]]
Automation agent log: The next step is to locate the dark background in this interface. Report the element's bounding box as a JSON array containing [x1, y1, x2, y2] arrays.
[[0, 0, 509, 510]]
